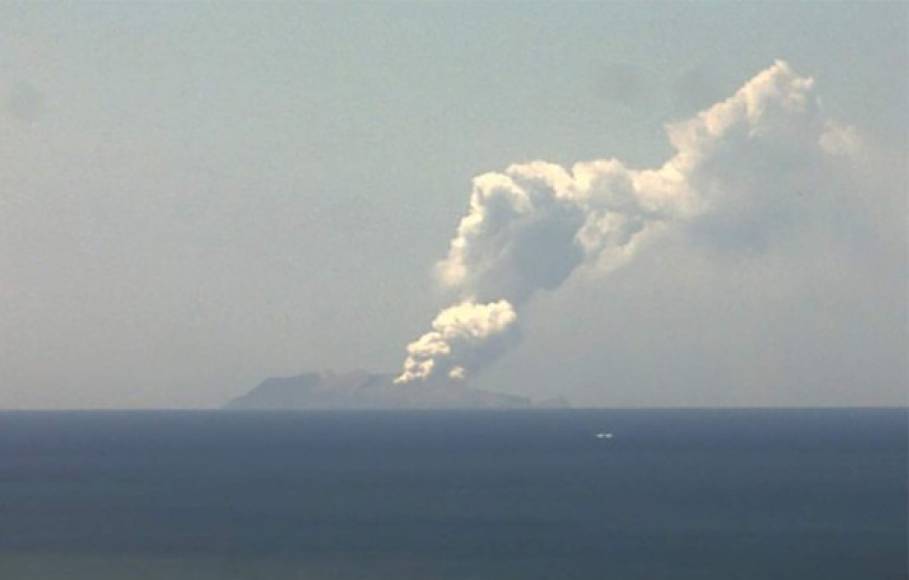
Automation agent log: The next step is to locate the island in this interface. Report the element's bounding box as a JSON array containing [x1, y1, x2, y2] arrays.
[[224, 370, 567, 410]]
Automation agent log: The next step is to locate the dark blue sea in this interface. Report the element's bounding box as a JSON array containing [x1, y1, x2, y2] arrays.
[[0, 409, 905, 579]]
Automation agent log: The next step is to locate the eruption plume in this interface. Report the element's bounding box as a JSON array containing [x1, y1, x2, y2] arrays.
[[396, 60, 858, 384]]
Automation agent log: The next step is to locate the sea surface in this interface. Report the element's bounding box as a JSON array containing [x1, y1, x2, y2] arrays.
[[0, 408, 905, 579]]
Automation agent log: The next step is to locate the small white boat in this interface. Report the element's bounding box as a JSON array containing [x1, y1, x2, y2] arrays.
[[595, 432, 614, 439]]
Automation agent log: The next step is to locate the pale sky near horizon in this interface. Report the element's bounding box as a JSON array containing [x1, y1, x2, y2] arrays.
[[1, 2, 906, 409]]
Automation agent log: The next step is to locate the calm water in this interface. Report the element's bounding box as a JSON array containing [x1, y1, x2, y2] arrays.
[[0, 409, 905, 579]]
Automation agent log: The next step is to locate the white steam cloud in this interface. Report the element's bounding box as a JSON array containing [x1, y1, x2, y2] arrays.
[[397, 300, 519, 384], [396, 60, 860, 384]]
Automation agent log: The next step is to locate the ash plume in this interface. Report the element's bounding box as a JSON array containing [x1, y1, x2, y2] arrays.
[[396, 60, 859, 384]]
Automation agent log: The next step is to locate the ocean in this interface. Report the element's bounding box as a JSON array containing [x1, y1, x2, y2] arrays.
[[0, 408, 905, 579]]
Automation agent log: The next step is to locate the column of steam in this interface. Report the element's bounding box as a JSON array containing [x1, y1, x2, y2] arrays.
[[395, 61, 848, 386]]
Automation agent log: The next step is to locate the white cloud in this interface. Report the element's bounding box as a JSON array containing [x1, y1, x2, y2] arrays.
[[397, 60, 865, 385], [396, 299, 519, 384]]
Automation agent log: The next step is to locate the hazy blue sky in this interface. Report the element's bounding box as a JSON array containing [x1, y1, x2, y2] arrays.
[[1, 3, 905, 408]]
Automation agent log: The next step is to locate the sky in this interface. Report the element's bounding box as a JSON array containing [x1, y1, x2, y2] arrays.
[[0, 2, 905, 409]]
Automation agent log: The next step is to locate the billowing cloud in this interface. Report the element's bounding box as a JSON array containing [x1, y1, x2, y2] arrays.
[[396, 299, 519, 384], [396, 60, 861, 384]]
